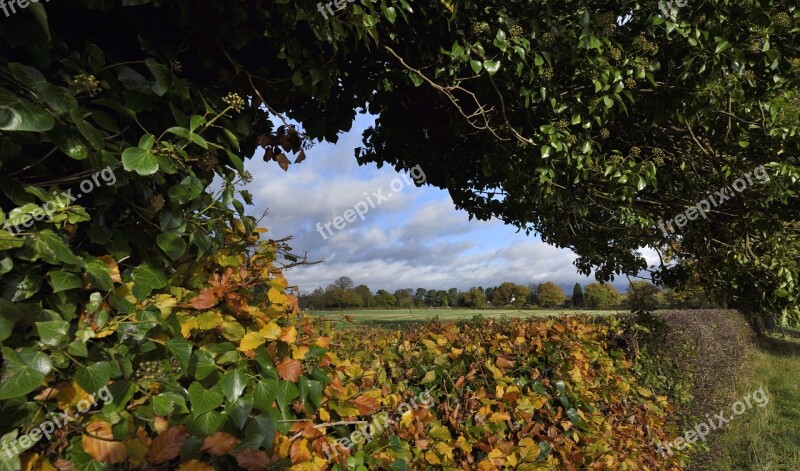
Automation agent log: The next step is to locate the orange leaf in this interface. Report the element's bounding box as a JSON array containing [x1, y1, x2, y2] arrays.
[[82, 422, 127, 464], [99, 255, 122, 283], [200, 432, 241, 456], [276, 358, 302, 382], [147, 425, 189, 464], [351, 394, 380, 415], [177, 459, 215, 471], [289, 438, 312, 464], [234, 448, 274, 471], [182, 288, 220, 310]]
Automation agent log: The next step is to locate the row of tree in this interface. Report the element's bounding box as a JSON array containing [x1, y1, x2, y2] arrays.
[[298, 277, 721, 311]]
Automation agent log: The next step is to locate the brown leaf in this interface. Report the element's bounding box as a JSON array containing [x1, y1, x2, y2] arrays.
[[351, 394, 380, 415], [289, 438, 312, 464], [177, 460, 215, 471], [276, 358, 302, 382], [147, 425, 189, 464], [276, 153, 290, 171], [182, 288, 220, 310], [294, 149, 306, 164], [99, 255, 122, 283], [82, 422, 127, 464], [200, 432, 241, 456], [234, 448, 274, 471]]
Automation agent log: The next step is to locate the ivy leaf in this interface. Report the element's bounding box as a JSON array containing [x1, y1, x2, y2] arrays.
[[122, 146, 158, 176], [252, 379, 278, 411], [188, 382, 224, 418], [156, 233, 187, 260], [220, 369, 248, 403], [0, 347, 51, 399], [0, 87, 55, 132], [130, 263, 167, 299], [48, 270, 82, 293], [36, 320, 69, 346], [75, 361, 113, 393], [32, 230, 83, 266], [483, 60, 501, 75], [166, 337, 192, 372]]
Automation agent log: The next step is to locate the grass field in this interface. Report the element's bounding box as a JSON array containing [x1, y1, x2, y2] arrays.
[[307, 308, 622, 328]]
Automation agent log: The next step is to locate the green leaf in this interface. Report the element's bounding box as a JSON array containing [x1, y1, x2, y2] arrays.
[[0, 317, 12, 343], [221, 369, 248, 403], [0, 348, 50, 400], [36, 320, 69, 346], [153, 392, 188, 416], [166, 337, 192, 372], [469, 60, 483, 74], [536, 441, 553, 460], [381, 5, 397, 23], [12, 270, 40, 302], [32, 230, 83, 266], [84, 258, 115, 291], [75, 361, 113, 393], [188, 382, 224, 418], [188, 411, 227, 436], [298, 376, 323, 408], [144, 58, 172, 96], [189, 115, 205, 132], [0, 87, 55, 132], [253, 379, 279, 411], [156, 233, 187, 260], [189, 350, 216, 380], [483, 60, 501, 75], [121, 147, 158, 176], [130, 263, 167, 299]]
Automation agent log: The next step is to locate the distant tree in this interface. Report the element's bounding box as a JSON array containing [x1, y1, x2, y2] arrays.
[[459, 287, 487, 308], [511, 285, 532, 308], [374, 289, 397, 307], [394, 289, 415, 308], [626, 281, 661, 311], [334, 276, 354, 290], [584, 283, 622, 309], [414, 288, 427, 307], [572, 283, 585, 308], [492, 282, 517, 306], [537, 282, 565, 308], [354, 284, 373, 308], [447, 288, 459, 307], [484, 286, 496, 303]]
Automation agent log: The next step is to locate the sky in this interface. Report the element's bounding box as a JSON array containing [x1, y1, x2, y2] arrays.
[[241, 114, 652, 295]]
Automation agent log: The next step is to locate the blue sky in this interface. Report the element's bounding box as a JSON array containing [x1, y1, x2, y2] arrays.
[[241, 114, 652, 295]]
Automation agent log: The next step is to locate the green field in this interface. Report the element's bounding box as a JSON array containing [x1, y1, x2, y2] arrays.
[[307, 308, 622, 328]]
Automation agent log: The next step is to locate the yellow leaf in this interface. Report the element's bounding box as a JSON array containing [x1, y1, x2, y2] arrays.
[[421, 370, 437, 384], [319, 407, 330, 422], [280, 326, 297, 344], [56, 382, 91, 410], [260, 321, 282, 340], [238, 332, 266, 352], [152, 294, 178, 317], [268, 287, 289, 305], [179, 316, 198, 338], [195, 310, 224, 330], [221, 319, 246, 342]]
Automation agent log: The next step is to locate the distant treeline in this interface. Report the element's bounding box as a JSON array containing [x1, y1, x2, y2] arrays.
[[298, 277, 722, 311]]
